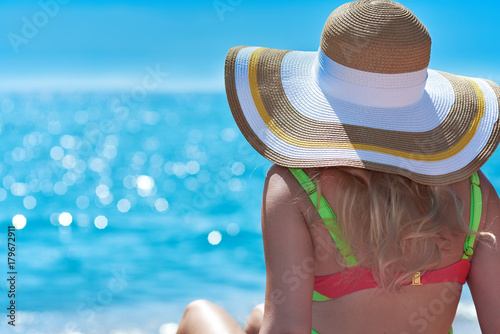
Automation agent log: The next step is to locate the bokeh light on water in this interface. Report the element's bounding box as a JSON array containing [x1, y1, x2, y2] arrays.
[[58, 212, 73, 226], [12, 214, 27, 229], [0, 92, 271, 333]]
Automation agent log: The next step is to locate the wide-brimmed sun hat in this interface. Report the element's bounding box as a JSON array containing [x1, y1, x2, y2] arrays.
[[224, 0, 500, 185]]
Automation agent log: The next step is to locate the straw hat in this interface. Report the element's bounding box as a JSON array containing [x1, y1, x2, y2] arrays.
[[224, 0, 500, 185]]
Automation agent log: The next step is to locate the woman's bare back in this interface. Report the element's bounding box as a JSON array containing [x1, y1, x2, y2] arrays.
[[260, 165, 500, 333]]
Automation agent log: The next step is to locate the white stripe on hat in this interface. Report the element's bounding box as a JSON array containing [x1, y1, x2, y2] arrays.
[[280, 51, 456, 132], [316, 49, 428, 108]]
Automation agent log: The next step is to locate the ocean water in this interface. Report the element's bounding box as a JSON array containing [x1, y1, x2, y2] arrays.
[[0, 91, 498, 334]]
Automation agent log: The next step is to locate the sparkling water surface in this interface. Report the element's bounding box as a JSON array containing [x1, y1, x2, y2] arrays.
[[1, 91, 499, 334]]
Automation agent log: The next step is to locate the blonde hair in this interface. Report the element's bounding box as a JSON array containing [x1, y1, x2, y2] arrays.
[[312, 167, 493, 290]]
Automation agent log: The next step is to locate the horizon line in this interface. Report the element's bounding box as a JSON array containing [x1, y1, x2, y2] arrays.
[[0, 77, 226, 93]]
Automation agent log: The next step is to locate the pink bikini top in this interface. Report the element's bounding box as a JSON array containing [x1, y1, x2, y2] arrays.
[[314, 259, 470, 300]]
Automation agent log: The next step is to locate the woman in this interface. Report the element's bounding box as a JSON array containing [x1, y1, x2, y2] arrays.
[[179, 0, 500, 333]]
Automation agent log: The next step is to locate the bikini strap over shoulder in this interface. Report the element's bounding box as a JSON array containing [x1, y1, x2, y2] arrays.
[[462, 172, 482, 260], [288, 168, 358, 266]]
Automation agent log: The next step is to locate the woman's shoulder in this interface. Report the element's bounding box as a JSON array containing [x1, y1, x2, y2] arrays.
[[477, 170, 498, 196], [451, 170, 498, 207], [265, 165, 339, 185], [477, 170, 500, 229], [466, 170, 500, 332], [265, 164, 291, 180], [264, 164, 316, 192], [263, 164, 303, 203], [264, 165, 337, 198]]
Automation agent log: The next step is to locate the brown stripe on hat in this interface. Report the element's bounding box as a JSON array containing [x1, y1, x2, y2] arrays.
[[320, 0, 431, 74], [255, 47, 478, 155], [224, 46, 300, 165]]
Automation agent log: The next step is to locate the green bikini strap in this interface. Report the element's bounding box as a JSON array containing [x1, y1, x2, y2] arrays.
[[289, 168, 358, 266], [462, 172, 482, 260]]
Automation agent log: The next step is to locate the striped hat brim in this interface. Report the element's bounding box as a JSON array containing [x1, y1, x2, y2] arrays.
[[225, 46, 500, 185]]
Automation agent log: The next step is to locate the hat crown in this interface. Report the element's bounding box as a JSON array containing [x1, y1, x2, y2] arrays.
[[320, 0, 431, 74]]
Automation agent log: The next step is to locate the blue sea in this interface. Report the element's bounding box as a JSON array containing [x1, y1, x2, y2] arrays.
[[0, 91, 499, 334]]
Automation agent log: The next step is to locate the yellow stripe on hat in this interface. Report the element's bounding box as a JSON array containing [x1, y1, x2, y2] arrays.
[[248, 47, 485, 162]]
